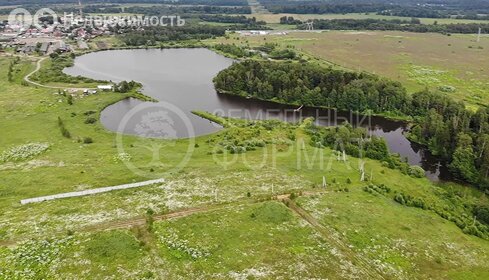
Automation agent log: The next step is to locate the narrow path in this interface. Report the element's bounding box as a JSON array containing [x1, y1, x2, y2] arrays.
[[83, 203, 233, 232], [282, 197, 386, 279], [0, 203, 232, 248], [23, 57, 47, 87], [85, 192, 327, 232], [2, 191, 325, 247], [23, 56, 95, 91]]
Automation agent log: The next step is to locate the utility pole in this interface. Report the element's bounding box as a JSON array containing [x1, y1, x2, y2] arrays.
[[78, 0, 83, 17], [359, 161, 365, 182], [478, 27, 482, 43]]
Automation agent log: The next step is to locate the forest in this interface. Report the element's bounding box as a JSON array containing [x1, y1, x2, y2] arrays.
[[0, 3, 251, 15], [199, 15, 269, 29], [117, 25, 227, 46], [199, 15, 266, 25], [297, 19, 489, 34], [260, 1, 390, 14], [198, 14, 271, 31], [214, 60, 489, 191], [0, 0, 248, 5], [123, 5, 251, 16], [261, 0, 489, 17]]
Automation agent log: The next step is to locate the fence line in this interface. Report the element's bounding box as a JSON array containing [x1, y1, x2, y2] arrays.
[[20, 178, 165, 205]]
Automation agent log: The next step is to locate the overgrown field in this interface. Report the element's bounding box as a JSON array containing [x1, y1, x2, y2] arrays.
[[212, 31, 489, 108], [248, 13, 489, 25], [0, 54, 489, 279]]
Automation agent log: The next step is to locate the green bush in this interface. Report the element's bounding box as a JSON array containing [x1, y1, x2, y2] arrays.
[[83, 137, 93, 144], [57, 117, 71, 139], [67, 95, 73, 105], [85, 117, 97, 124], [60, 127, 71, 138], [408, 165, 426, 178]]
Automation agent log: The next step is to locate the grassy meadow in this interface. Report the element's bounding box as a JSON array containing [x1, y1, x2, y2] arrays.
[[1, 48, 489, 278], [248, 12, 489, 25], [212, 31, 489, 108]]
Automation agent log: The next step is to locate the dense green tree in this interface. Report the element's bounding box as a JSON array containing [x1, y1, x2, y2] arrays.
[[214, 60, 489, 190], [449, 133, 478, 182]]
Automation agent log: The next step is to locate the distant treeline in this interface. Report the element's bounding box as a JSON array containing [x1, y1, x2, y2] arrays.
[[378, 8, 489, 21], [0, 0, 248, 5], [200, 15, 266, 25], [159, 0, 249, 6], [199, 15, 270, 30], [0, 3, 251, 15], [260, 0, 489, 19], [118, 25, 227, 46], [297, 19, 489, 34], [214, 60, 489, 191], [124, 5, 251, 16], [260, 1, 391, 14]]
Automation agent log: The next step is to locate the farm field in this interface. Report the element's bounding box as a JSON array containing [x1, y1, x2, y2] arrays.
[[1, 52, 489, 278], [216, 31, 489, 108], [248, 12, 489, 25], [4, 195, 489, 279]]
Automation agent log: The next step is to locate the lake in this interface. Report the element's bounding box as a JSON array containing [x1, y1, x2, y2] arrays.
[[64, 48, 449, 181]]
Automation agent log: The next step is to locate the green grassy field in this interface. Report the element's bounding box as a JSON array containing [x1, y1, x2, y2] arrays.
[[1, 51, 489, 278], [249, 12, 489, 25], [212, 31, 489, 109]]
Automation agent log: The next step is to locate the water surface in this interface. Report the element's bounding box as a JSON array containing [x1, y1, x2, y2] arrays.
[[64, 48, 449, 181]]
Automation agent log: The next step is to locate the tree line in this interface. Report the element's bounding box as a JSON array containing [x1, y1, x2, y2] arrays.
[[118, 25, 227, 46], [0, 0, 248, 5], [297, 19, 489, 34], [213, 60, 489, 191], [0, 2, 251, 15], [260, 0, 489, 19], [200, 15, 266, 25], [199, 15, 270, 30], [124, 4, 251, 16], [260, 1, 391, 15]]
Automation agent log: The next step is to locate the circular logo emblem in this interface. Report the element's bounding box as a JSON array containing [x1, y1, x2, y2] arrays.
[[33, 8, 58, 30], [115, 101, 195, 178], [8, 8, 33, 30]]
